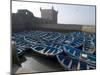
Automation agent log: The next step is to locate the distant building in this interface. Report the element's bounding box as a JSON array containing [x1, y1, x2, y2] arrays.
[[40, 6, 58, 24], [12, 7, 58, 32], [12, 9, 35, 32], [12, 7, 95, 32]]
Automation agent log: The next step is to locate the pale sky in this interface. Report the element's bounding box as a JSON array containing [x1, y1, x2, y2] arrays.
[[12, 1, 96, 25]]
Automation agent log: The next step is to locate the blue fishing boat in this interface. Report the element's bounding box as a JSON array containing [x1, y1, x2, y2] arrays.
[[63, 32, 84, 48], [42, 32, 61, 43], [63, 33, 73, 44], [24, 36, 39, 45], [30, 43, 63, 56], [16, 46, 26, 56], [63, 45, 96, 67], [70, 37, 84, 48], [12, 32, 31, 56], [70, 32, 85, 48], [83, 33, 96, 54], [12, 31, 96, 65], [56, 53, 95, 70]]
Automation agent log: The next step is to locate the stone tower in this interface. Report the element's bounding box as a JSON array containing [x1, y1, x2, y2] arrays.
[[40, 6, 58, 24]]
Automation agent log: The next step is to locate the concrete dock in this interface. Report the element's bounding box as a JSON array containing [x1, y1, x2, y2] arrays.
[[12, 51, 64, 74]]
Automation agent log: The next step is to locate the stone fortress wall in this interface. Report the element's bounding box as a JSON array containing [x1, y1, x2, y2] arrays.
[[12, 7, 95, 33]]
